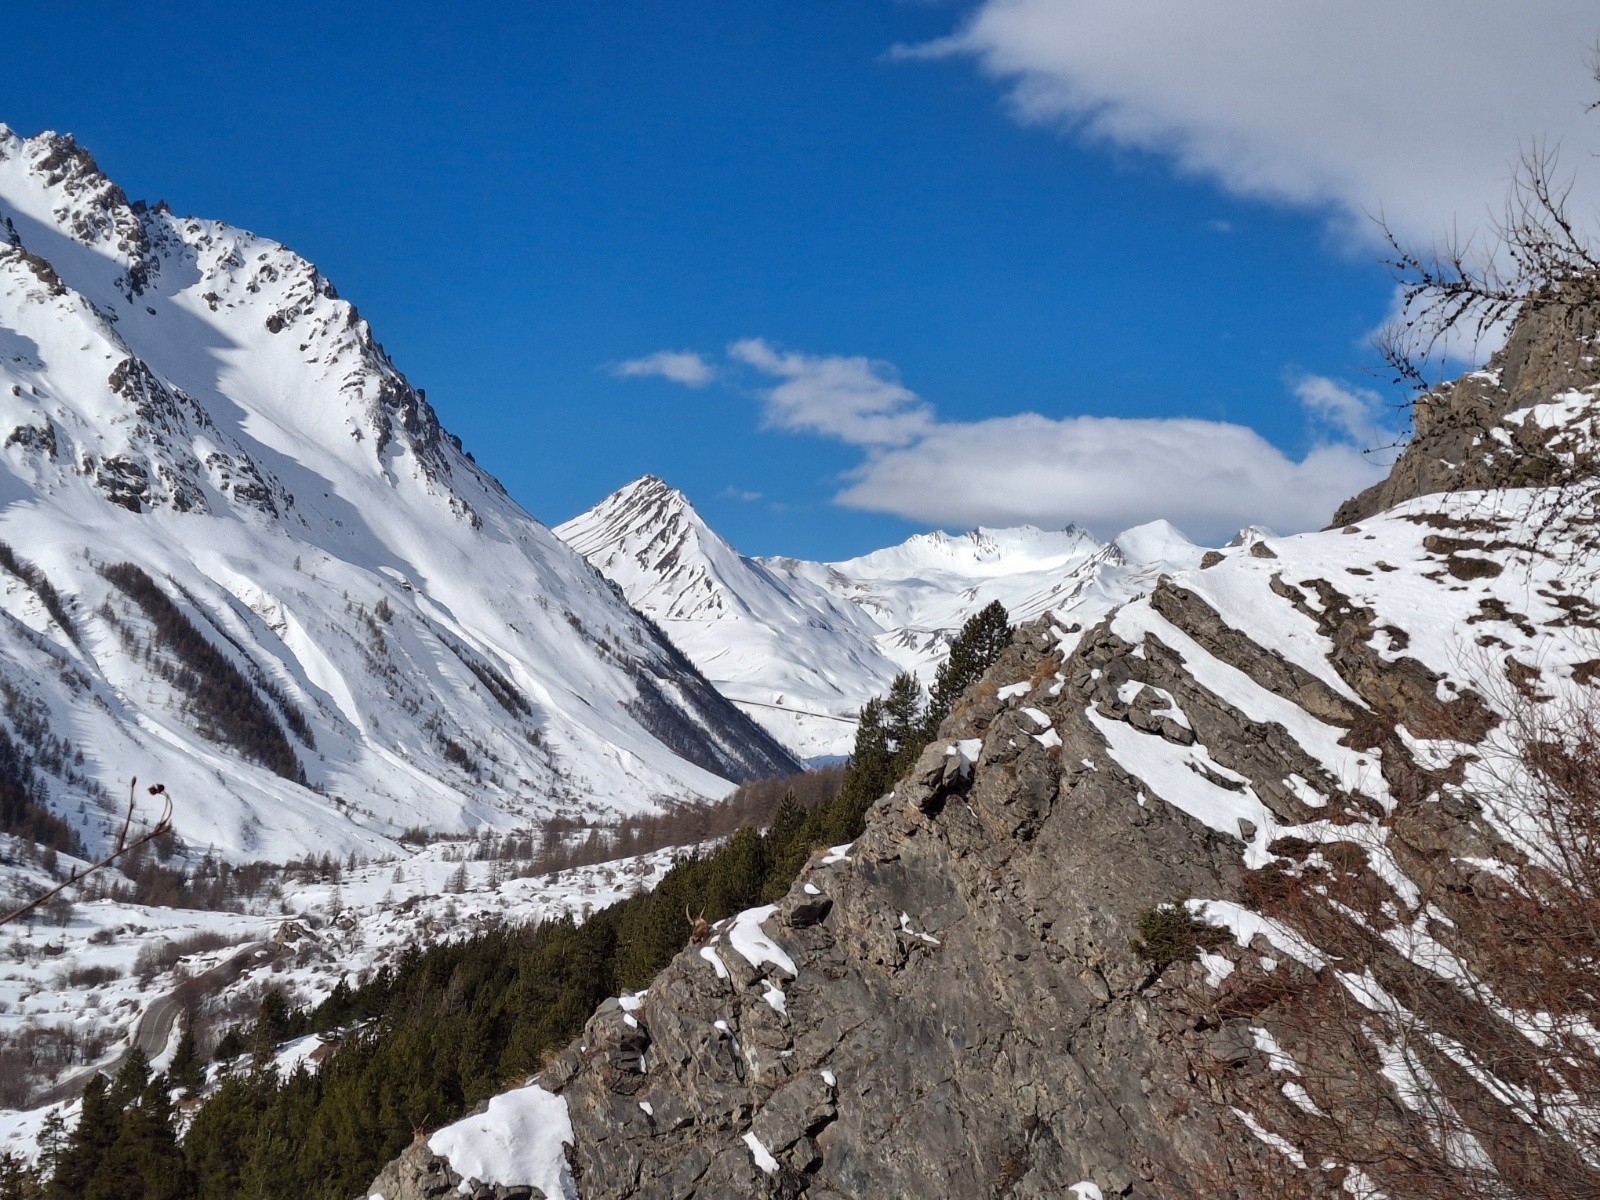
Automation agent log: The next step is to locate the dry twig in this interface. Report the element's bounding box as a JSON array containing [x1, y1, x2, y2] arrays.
[[0, 779, 173, 928]]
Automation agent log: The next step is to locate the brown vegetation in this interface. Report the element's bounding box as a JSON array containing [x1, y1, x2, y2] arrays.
[[1174, 688, 1600, 1199]]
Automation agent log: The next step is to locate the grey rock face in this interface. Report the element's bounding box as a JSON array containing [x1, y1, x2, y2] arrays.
[[366, 1138, 552, 1200], [370, 295, 1600, 1200], [368, 554, 1547, 1196], [1334, 295, 1600, 525], [381, 589, 1389, 1198]]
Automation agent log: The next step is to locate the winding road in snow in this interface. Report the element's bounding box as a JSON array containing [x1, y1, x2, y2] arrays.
[[36, 939, 280, 1107]]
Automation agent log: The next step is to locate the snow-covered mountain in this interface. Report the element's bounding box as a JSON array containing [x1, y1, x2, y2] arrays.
[[0, 125, 796, 867], [555, 476, 901, 760], [558, 476, 1213, 757], [381, 259, 1600, 1200]]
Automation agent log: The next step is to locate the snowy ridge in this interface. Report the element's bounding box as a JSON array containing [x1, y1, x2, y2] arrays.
[[560, 476, 1210, 757], [0, 124, 796, 867], [557, 476, 905, 760]]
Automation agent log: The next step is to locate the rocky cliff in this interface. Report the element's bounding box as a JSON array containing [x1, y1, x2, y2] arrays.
[[1333, 285, 1600, 524], [372, 298, 1600, 1199]]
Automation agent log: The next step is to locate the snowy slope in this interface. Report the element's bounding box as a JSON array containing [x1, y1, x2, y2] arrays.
[[556, 477, 904, 760], [559, 477, 1210, 757], [0, 125, 796, 867], [781, 518, 1209, 673]]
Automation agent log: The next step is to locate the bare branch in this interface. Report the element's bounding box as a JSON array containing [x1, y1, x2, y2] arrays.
[[1378, 136, 1600, 394], [0, 780, 173, 928]]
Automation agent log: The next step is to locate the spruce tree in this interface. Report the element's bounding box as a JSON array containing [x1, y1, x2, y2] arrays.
[[0, 1153, 40, 1200], [35, 1112, 66, 1186], [84, 1075, 192, 1200], [168, 1024, 204, 1096], [106, 1050, 151, 1112], [48, 1075, 118, 1200], [925, 601, 1012, 735]]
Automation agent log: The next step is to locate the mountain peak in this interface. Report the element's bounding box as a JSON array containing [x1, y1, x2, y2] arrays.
[[1111, 519, 1201, 566], [829, 522, 1102, 579], [0, 125, 798, 862], [556, 474, 718, 568], [563, 485, 1218, 758]]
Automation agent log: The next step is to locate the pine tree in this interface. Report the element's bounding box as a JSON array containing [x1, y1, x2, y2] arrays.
[[836, 696, 892, 817], [925, 600, 1012, 735], [247, 989, 295, 1067], [758, 791, 813, 902], [35, 1112, 66, 1185], [881, 673, 923, 757], [84, 1075, 193, 1200], [168, 1024, 205, 1096], [48, 1075, 119, 1199], [0, 1153, 40, 1200]]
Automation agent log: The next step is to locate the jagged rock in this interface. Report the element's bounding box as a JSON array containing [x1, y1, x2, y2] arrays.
[[1334, 293, 1600, 524], [365, 1138, 550, 1200], [370, 233, 1600, 1200]]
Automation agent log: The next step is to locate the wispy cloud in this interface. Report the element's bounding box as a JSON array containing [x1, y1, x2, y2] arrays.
[[731, 341, 1392, 542], [606, 336, 1394, 540], [611, 350, 717, 388], [1291, 373, 1399, 451], [834, 410, 1385, 543], [719, 486, 764, 502], [728, 338, 934, 447]]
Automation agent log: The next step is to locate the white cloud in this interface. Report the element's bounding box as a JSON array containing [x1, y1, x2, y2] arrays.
[[612, 350, 717, 387], [1291, 374, 1399, 451], [899, 1, 1600, 247], [618, 337, 1392, 539], [835, 411, 1386, 544], [728, 338, 934, 446], [726, 337, 1388, 541]]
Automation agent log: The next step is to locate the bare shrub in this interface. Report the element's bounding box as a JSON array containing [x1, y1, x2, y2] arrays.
[[57, 963, 120, 989], [132, 929, 250, 984], [1177, 685, 1600, 1199]]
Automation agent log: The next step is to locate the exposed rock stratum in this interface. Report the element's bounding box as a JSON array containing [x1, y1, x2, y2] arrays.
[[371, 293, 1600, 1199]]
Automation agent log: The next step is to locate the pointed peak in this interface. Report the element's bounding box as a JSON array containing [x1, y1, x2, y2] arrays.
[[606, 474, 696, 515], [1224, 524, 1275, 548], [556, 474, 728, 561]]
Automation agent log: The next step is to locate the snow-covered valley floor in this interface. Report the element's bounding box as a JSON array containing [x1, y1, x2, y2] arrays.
[[0, 837, 688, 1162]]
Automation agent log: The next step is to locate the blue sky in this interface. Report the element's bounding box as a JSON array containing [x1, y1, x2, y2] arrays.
[[6, 2, 1599, 557]]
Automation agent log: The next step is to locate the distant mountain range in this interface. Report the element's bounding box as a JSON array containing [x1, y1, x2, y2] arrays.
[[558, 475, 1242, 757], [0, 125, 796, 867]]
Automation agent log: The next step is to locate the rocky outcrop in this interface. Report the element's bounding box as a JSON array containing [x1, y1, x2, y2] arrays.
[[372, 298, 1600, 1200], [366, 1139, 549, 1200], [1334, 292, 1600, 524], [540, 609, 1257, 1199]]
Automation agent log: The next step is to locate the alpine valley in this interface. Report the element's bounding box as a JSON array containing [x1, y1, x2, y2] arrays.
[[0, 124, 1214, 1153], [0, 122, 802, 871], [4, 113, 1600, 1200]]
